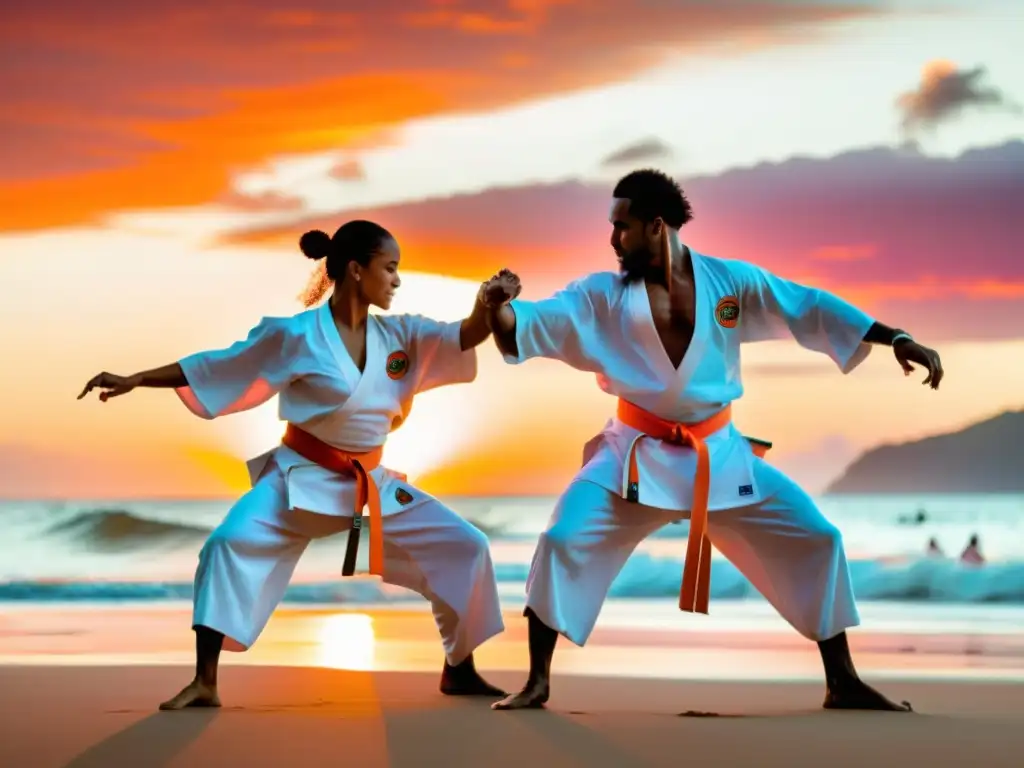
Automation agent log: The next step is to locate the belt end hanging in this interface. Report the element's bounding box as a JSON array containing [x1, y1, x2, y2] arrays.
[[341, 514, 362, 577]]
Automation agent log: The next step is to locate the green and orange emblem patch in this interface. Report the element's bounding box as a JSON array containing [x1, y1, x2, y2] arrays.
[[715, 296, 740, 328], [386, 350, 409, 380]]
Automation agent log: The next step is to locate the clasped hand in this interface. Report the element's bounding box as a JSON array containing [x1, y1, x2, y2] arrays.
[[478, 268, 522, 308]]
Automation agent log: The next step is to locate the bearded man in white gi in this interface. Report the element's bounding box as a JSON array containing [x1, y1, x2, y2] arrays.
[[483, 169, 943, 713]]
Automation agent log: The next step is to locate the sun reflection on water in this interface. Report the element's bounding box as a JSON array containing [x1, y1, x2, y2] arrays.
[[316, 612, 377, 671]]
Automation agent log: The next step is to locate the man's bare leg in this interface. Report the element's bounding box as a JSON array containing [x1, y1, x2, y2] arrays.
[[818, 632, 912, 711], [492, 609, 558, 710], [440, 652, 506, 697], [159, 626, 224, 711]]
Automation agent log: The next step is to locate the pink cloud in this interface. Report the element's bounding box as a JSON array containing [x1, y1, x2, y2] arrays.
[[226, 140, 1024, 341], [328, 160, 366, 182], [217, 189, 306, 212]]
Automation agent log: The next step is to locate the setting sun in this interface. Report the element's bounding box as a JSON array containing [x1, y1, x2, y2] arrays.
[[316, 612, 378, 671]]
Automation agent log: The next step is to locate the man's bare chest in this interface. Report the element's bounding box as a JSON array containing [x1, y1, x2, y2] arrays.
[[645, 283, 696, 370]]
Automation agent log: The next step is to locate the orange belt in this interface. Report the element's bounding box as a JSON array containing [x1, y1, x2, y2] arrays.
[[282, 423, 385, 578], [615, 400, 771, 615]]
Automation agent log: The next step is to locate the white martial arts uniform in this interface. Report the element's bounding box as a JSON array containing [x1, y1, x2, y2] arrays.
[[175, 302, 504, 662], [503, 249, 875, 646]]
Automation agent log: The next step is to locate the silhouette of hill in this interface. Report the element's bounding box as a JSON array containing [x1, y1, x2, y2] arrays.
[[825, 410, 1024, 494]]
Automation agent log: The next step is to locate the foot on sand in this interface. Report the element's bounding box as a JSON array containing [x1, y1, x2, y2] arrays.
[[439, 660, 506, 697], [159, 679, 222, 711], [491, 680, 549, 710], [823, 679, 912, 712]]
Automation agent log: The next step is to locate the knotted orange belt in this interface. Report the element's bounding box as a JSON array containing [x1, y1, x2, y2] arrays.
[[615, 399, 771, 615], [282, 423, 385, 578]]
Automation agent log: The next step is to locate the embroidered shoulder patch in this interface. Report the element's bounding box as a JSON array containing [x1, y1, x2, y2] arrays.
[[386, 350, 410, 380], [715, 296, 740, 328], [395, 487, 414, 505]]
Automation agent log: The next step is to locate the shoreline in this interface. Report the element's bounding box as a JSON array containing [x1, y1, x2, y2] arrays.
[[3, 603, 1024, 682]]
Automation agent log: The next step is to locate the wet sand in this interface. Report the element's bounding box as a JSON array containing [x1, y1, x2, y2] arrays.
[[2, 665, 1023, 768], [1, 604, 1023, 767]]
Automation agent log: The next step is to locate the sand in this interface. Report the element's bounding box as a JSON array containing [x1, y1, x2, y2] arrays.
[[2, 604, 1023, 766], [1, 665, 1022, 768]]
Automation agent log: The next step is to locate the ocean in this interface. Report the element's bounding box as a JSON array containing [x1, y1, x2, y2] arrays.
[[2, 493, 1022, 613]]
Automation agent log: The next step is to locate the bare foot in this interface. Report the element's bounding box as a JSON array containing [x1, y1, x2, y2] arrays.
[[158, 678, 221, 711], [491, 680, 549, 710], [823, 679, 912, 712], [439, 659, 506, 697]]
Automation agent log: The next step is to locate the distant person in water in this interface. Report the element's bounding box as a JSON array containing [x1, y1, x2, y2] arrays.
[[926, 538, 944, 557], [898, 508, 927, 525], [79, 219, 520, 710], [960, 534, 984, 565]]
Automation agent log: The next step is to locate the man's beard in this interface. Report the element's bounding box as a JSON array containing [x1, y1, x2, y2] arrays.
[[616, 246, 653, 284]]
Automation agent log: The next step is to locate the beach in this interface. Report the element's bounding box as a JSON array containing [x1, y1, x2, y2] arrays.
[[3, 494, 1023, 765], [6, 1, 1024, 762], [5, 665, 1024, 768], [2, 603, 1024, 767]]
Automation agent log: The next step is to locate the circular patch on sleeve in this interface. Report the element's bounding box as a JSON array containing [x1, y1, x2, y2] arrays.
[[386, 351, 410, 380], [715, 296, 740, 328]]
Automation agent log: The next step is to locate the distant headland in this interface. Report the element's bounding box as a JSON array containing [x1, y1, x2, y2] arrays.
[[826, 410, 1024, 494]]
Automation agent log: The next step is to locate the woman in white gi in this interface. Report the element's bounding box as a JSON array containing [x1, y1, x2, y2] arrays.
[[79, 219, 512, 710], [484, 169, 944, 714]]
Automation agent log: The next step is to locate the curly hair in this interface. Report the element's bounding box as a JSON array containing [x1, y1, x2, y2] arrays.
[[612, 169, 694, 229]]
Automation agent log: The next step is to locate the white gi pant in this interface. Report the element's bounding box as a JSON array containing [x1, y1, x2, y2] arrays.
[[525, 458, 859, 646], [192, 467, 505, 665]]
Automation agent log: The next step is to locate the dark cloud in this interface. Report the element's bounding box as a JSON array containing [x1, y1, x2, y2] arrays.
[[601, 138, 673, 167], [897, 61, 1021, 135]]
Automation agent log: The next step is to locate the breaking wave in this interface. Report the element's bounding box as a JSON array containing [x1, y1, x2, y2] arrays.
[[31, 509, 510, 550], [604, 553, 1024, 603], [39, 509, 210, 550], [1, 554, 1021, 604]]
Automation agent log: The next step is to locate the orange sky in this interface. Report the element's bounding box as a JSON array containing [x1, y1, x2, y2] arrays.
[[0, 0, 871, 231], [1, 0, 1022, 500]]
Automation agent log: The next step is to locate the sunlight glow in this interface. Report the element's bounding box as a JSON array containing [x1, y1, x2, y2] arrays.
[[377, 272, 488, 481], [316, 612, 377, 671]]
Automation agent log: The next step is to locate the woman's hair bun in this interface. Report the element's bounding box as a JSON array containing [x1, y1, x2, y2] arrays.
[[299, 229, 332, 260]]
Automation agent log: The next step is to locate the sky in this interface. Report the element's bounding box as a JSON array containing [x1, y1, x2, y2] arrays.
[[1, 0, 1022, 499]]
